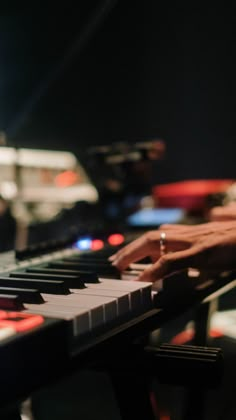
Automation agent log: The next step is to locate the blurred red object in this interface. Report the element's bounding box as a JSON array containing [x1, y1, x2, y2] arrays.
[[152, 179, 234, 211]]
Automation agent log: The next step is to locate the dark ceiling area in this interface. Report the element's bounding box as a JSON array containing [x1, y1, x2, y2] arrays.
[[1, 2, 236, 182]]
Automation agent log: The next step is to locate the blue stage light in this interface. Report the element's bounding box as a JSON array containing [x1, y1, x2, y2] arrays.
[[75, 237, 92, 250]]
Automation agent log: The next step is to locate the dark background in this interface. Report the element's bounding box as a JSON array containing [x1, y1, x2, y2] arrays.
[[1, 1, 236, 182]]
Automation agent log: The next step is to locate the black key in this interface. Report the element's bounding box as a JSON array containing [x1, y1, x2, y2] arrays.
[[26, 267, 99, 283], [70, 256, 133, 272], [52, 260, 120, 278], [48, 261, 120, 279], [67, 256, 111, 264], [10, 272, 85, 289], [0, 277, 69, 295], [0, 287, 44, 304], [0, 294, 24, 311], [82, 245, 125, 258]]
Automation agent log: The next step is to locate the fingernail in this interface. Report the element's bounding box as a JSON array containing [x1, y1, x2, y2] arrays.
[[110, 260, 117, 266]]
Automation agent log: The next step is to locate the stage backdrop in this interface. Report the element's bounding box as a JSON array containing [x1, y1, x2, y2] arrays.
[[1, 2, 236, 183]]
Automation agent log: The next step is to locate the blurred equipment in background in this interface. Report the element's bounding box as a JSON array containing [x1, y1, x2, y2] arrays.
[[84, 139, 236, 229], [153, 179, 235, 219], [0, 195, 16, 252], [85, 139, 166, 226], [85, 139, 235, 228], [1, 140, 235, 253], [0, 146, 98, 250]]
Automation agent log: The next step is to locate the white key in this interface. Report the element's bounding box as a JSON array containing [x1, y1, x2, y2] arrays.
[[35, 302, 103, 330], [123, 266, 163, 292], [85, 283, 141, 314], [24, 306, 90, 337], [42, 293, 117, 324], [129, 263, 152, 271], [119, 279, 153, 309], [72, 288, 130, 317], [25, 297, 105, 334], [93, 279, 153, 310]]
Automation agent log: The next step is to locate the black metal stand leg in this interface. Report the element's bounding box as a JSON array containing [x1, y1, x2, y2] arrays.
[[182, 388, 205, 420], [194, 299, 218, 346], [110, 368, 157, 420], [181, 304, 209, 420], [182, 299, 220, 420]]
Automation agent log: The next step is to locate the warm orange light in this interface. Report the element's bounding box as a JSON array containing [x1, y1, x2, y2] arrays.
[[91, 239, 104, 251], [209, 328, 224, 338], [108, 233, 125, 246], [55, 170, 79, 187]]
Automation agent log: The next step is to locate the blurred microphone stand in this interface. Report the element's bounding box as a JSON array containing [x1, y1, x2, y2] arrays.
[[13, 148, 28, 252]]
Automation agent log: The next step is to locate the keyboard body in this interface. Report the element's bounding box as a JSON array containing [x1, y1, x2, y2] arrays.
[[0, 245, 235, 408]]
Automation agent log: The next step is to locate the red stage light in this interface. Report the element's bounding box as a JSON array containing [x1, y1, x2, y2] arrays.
[[91, 239, 104, 251], [108, 233, 125, 246]]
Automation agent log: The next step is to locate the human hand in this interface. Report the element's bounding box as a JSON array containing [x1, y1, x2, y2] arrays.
[[109, 221, 236, 282], [209, 202, 236, 221]]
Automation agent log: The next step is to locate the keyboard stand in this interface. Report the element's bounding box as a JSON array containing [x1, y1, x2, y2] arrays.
[[104, 285, 226, 420], [109, 339, 223, 420], [181, 299, 219, 420], [110, 362, 156, 420]]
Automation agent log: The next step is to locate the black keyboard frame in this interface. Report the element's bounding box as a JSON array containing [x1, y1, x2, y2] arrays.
[[0, 250, 235, 411]]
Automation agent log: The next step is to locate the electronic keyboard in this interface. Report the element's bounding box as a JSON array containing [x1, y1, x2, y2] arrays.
[[0, 242, 235, 408]]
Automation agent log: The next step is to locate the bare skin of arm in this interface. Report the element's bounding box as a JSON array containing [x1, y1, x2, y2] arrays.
[[209, 202, 236, 221], [109, 221, 236, 283]]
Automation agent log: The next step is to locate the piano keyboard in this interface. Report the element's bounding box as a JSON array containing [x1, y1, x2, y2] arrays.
[[0, 242, 235, 410], [0, 240, 234, 357], [0, 246, 153, 346]]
